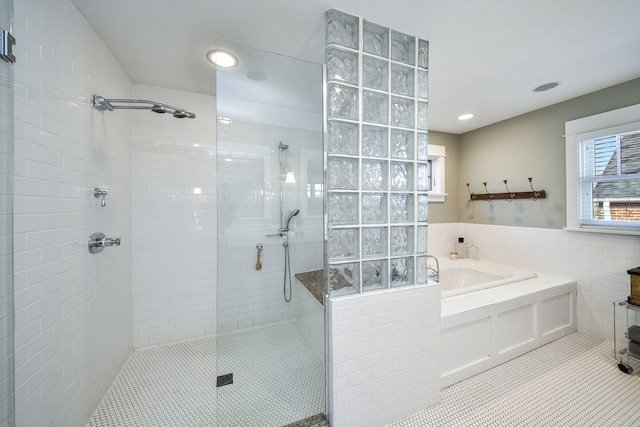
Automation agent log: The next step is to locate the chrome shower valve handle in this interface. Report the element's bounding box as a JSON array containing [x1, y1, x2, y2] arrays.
[[88, 232, 122, 254], [94, 187, 108, 207]]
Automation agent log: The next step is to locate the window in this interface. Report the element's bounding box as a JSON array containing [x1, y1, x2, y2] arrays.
[[565, 104, 640, 233], [427, 144, 446, 202]]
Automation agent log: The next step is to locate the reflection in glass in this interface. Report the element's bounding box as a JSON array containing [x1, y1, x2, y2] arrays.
[[362, 125, 388, 158], [362, 227, 387, 258], [326, 9, 359, 49], [329, 263, 360, 296], [362, 260, 387, 291]]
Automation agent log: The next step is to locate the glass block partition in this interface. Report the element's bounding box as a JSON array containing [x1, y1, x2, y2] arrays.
[[325, 9, 430, 296]]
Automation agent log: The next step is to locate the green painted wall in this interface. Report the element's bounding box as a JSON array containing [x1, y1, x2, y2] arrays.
[[449, 78, 640, 229]]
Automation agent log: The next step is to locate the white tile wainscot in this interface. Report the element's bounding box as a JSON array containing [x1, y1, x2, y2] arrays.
[[328, 285, 440, 427], [441, 274, 577, 388]]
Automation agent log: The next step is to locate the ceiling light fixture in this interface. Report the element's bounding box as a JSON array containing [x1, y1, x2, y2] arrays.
[[207, 50, 238, 68], [533, 82, 560, 92], [458, 113, 474, 121], [218, 117, 232, 125]]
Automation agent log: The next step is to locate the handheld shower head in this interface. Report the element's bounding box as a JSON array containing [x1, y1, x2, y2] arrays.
[[284, 209, 300, 229], [279, 142, 289, 150]]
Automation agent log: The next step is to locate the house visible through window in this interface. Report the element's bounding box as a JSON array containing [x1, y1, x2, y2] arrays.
[[565, 103, 640, 233], [581, 131, 640, 223]]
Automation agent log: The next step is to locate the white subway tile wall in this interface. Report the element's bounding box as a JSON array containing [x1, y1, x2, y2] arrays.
[[131, 84, 217, 348], [428, 223, 640, 342], [0, 14, 13, 423], [13, 0, 133, 425], [294, 279, 324, 358], [328, 286, 441, 427], [216, 120, 323, 333]]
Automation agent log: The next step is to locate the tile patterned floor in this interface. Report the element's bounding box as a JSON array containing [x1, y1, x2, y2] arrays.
[[87, 320, 324, 427], [392, 332, 640, 427], [216, 321, 325, 426], [87, 337, 217, 426]]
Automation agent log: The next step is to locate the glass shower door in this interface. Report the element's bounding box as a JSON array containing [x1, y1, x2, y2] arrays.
[[215, 41, 325, 426], [0, 0, 14, 424]]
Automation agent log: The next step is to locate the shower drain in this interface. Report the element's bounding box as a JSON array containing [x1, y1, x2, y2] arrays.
[[216, 373, 233, 387]]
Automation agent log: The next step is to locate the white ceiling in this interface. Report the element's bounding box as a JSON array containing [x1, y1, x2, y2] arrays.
[[71, 0, 640, 134]]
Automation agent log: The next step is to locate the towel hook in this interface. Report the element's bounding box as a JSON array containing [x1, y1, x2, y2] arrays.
[[528, 177, 539, 201], [482, 182, 493, 202], [503, 179, 514, 202]]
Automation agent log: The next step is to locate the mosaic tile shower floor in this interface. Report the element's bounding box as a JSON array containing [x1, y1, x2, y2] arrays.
[[87, 337, 217, 426], [216, 321, 325, 426], [392, 332, 640, 426], [88, 320, 324, 426]]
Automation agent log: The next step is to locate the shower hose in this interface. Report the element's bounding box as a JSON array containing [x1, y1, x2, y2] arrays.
[[283, 239, 292, 302]]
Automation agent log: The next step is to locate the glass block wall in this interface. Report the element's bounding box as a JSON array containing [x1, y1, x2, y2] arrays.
[[325, 9, 430, 296]]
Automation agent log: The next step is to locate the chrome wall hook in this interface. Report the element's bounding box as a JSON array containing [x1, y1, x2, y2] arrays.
[[528, 177, 539, 201], [482, 182, 493, 202], [94, 187, 108, 207], [503, 179, 514, 202]]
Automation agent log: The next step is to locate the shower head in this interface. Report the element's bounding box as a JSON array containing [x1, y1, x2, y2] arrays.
[[279, 142, 289, 150], [93, 95, 196, 119], [285, 209, 300, 229]]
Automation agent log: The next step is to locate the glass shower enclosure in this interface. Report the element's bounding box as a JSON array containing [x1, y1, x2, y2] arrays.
[[215, 42, 325, 426]]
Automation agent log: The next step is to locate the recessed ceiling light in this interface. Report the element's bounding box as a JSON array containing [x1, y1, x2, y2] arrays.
[[458, 113, 474, 121], [207, 50, 238, 68], [533, 82, 560, 92], [218, 117, 232, 125]]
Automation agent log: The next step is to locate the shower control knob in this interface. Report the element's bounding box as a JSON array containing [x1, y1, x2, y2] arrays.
[[88, 232, 122, 254], [103, 237, 121, 247]]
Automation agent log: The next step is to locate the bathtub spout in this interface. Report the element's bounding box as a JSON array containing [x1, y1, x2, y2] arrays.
[[425, 255, 440, 282]]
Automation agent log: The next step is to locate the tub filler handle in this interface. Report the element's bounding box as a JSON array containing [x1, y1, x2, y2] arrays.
[[425, 254, 440, 283]]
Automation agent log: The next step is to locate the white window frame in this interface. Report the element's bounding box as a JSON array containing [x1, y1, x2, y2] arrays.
[[565, 103, 640, 235], [427, 144, 447, 203]]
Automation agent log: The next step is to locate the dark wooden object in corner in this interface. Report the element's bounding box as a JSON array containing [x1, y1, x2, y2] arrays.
[[627, 266, 640, 306]]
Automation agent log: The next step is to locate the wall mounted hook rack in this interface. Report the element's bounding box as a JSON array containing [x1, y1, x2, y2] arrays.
[[467, 178, 546, 202]]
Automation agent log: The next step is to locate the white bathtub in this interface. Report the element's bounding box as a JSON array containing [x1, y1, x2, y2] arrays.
[[438, 260, 576, 388], [438, 258, 538, 298]]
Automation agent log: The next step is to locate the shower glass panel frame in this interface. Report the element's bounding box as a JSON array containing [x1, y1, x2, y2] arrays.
[[215, 41, 326, 426], [0, 0, 14, 424]]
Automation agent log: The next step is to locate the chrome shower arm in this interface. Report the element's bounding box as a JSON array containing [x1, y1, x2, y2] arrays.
[[92, 95, 196, 118]]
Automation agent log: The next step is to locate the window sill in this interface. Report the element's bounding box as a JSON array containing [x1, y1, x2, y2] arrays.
[[428, 192, 447, 203], [562, 226, 640, 236]]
